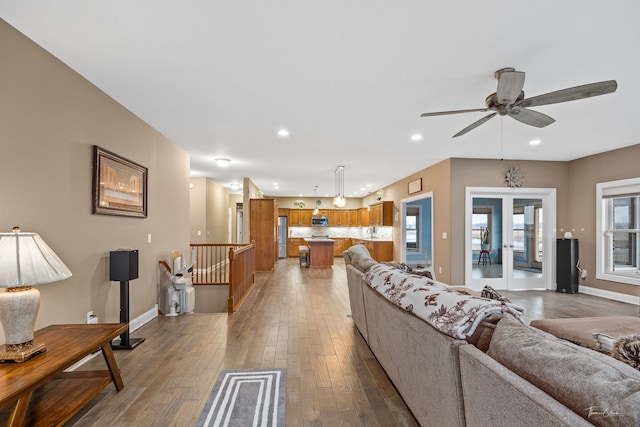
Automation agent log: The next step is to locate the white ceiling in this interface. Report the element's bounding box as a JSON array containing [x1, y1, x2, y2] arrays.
[[2, 1, 639, 198]]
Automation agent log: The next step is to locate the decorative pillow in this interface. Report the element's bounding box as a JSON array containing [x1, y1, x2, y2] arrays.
[[611, 334, 640, 371], [345, 244, 371, 263], [481, 285, 511, 303], [350, 253, 377, 273], [410, 268, 433, 279], [488, 316, 640, 426]]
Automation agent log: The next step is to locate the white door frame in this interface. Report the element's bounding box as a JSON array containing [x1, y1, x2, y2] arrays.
[[465, 187, 556, 291], [400, 192, 434, 266]]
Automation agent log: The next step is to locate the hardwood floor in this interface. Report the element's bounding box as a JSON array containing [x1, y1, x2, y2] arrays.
[[68, 258, 639, 426]]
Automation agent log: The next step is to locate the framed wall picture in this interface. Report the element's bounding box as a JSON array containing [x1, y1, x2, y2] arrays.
[[408, 178, 422, 195], [93, 146, 148, 217]]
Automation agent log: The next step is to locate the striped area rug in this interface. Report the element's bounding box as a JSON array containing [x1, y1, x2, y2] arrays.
[[196, 368, 286, 427]]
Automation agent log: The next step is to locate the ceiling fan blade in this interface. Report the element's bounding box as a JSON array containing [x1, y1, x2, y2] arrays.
[[517, 80, 617, 108], [509, 108, 555, 128], [453, 112, 497, 137], [497, 70, 525, 104], [420, 108, 489, 117]]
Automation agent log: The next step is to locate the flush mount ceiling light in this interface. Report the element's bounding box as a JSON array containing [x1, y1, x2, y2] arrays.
[[410, 134, 423, 141], [230, 183, 240, 190], [529, 139, 542, 146], [215, 158, 230, 167], [277, 129, 289, 137]]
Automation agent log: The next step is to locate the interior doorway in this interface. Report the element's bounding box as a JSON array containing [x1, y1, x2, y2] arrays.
[[401, 192, 433, 268], [465, 187, 556, 291]]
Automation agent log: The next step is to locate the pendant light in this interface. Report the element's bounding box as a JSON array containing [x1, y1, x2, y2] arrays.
[[313, 186, 320, 215], [333, 166, 346, 208]]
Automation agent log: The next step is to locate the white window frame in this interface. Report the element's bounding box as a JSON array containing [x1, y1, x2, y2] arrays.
[[596, 177, 640, 286]]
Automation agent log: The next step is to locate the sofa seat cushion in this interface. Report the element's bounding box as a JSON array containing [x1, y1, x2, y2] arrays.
[[363, 263, 525, 339], [488, 316, 640, 427]]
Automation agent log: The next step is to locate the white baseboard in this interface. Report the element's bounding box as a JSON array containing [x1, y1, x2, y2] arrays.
[[130, 304, 158, 332], [67, 304, 158, 371], [579, 285, 640, 306]]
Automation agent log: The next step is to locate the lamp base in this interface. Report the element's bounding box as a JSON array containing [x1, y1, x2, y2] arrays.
[[0, 340, 46, 363]]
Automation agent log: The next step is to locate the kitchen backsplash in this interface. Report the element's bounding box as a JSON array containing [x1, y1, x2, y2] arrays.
[[288, 226, 393, 240]]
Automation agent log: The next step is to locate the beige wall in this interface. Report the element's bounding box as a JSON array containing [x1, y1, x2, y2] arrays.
[[568, 144, 640, 297], [378, 159, 570, 284], [272, 196, 364, 210], [189, 177, 232, 243], [189, 177, 207, 244], [0, 19, 190, 344], [206, 179, 230, 242], [373, 160, 453, 283], [448, 159, 570, 285]]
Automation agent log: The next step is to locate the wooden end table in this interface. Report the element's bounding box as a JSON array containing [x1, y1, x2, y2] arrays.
[[0, 323, 127, 427]]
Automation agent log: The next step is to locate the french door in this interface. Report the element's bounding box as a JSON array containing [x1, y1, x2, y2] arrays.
[[465, 187, 556, 291]]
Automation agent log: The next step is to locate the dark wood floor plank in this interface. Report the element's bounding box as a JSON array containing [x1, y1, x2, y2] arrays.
[[67, 257, 638, 426]]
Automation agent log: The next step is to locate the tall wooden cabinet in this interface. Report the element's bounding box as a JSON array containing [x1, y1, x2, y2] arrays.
[[250, 198, 277, 272]]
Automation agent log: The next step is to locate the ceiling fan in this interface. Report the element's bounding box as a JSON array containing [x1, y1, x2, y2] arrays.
[[420, 67, 617, 138]]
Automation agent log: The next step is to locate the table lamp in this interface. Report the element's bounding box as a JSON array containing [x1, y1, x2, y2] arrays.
[[0, 227, 72, 362]]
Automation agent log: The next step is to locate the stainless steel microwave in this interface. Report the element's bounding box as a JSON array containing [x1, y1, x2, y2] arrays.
[[311, 215, 329, 226]]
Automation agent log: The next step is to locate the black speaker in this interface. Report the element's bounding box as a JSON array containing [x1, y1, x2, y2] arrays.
[[109, 250, 139, 281]]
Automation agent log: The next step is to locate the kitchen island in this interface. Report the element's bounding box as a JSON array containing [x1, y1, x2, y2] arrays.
[[303, 238, 335, 269]]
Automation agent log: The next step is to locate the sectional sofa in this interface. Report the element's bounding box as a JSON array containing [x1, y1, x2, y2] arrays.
[[343, 244, 640, 427]]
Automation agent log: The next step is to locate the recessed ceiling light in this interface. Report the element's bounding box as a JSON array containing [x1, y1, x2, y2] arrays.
[[278, 129, 289, 137], [529, 139, 542, 146], [273, 182, 278, 186], [215, 158, 230, 167], [410, 134, 423, 142], [366, 184, 372, 188]]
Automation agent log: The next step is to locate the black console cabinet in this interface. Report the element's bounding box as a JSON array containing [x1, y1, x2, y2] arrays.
[[556, 239, 578, 293]]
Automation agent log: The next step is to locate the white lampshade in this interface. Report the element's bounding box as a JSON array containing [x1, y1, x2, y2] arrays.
[[0, 228, 72, 288], [0, 227, 72, 362]]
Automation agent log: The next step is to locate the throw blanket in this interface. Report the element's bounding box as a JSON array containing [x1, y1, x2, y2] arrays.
[[363, 264, 524, 339]]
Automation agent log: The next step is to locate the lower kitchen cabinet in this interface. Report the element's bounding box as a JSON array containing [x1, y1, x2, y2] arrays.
[[363, 240, 393, 262], [287, 238, 305, 257]]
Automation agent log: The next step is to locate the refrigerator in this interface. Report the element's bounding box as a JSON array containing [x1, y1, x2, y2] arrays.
[[277, 216, 288, 258]]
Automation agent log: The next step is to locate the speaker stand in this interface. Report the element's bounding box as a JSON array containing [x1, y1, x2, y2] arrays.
[[111, 280, 145, 350]]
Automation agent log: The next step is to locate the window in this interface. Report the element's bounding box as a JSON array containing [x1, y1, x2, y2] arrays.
[[596, 177, 640, 285], [406, 208, 419, 249], [472, 212, 490, 251]]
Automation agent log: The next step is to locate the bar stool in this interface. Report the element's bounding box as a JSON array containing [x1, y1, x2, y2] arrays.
[[299, 246, 309, 267], [478, 250, 491, 265]]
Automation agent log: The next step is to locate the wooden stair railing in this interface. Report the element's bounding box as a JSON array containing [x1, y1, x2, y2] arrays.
[[228, 244, 255, 313], [190, 242, 256, 313]]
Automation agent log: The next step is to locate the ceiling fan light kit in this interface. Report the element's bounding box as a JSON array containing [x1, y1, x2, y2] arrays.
[[421, 67, 617, 138]]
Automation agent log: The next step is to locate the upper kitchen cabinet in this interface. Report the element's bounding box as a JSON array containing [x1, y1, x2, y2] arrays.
[[369, 201, 394, 226], [329, 209, 351, 226], [289, 209, 312, 226], [250, 198, 277, 272], [349, 209, 359, 226], [359, 207, 370, 226]]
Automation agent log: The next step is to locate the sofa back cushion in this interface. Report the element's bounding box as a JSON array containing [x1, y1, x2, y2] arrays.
[[343, 243, 371, 265], [350, 253, 377, 273], [487, 316, 640, 427]]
